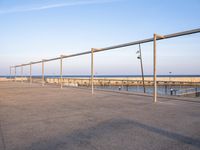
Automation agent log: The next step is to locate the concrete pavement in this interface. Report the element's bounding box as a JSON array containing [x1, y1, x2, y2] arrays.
[[0, 82, 200, 150]]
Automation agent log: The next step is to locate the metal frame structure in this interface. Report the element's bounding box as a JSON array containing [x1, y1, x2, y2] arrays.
[[10, 28, 200, 102]]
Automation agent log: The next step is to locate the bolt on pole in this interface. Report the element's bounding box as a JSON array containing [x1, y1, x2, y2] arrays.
[[42, 60, 45, 86], [91, 48, 94, 94], [60, 55, 63, 89], [30, 63, 32, 84]]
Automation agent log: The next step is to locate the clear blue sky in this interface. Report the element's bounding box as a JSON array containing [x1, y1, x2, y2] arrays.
[[0, 0, 200, 76]]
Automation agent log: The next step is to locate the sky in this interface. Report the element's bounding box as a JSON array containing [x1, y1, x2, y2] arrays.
[[0, 0, 200, 76]]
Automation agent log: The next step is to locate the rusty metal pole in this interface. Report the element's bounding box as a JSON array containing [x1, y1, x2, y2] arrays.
[[42, 60, 45, 86], [30, 63, 32, 84], [60, 55, 63, 89], [153, 34, 157, 103], [91, 48, 94, 94]]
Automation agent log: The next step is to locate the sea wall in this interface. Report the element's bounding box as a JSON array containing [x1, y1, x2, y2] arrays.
[[1, 77, 200, 86], [46, 77, 200, 86], [0, 77, 28, 82]]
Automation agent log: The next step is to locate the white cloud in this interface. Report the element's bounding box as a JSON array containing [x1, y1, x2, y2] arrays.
[[0, 0, 121, 14]]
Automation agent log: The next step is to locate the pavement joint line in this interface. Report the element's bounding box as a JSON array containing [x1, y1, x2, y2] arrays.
[[0, 101, 6, 150], [0, 122, 6, 150], [157, 101, 176, 105]]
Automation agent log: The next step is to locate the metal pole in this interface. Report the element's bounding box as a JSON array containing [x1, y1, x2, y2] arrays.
[[30, 63, 32, 84], [153, 34, 157, 103], [21, 66, 23, 83], [9, 67, 11, 79], [91, 48, 94, 94], [42, 60, 44, 86], [60, 55, 63, 89], [153, 34, 165, 102], [14, 67, 16, 82], [139, 44, 146, 93]]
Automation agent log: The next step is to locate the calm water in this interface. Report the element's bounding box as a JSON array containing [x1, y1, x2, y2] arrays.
[[95, 85, 200, 97]]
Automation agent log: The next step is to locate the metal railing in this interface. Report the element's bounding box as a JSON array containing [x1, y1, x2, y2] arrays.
[[176, 87, 200, 96], [10, 28, 200, 102]]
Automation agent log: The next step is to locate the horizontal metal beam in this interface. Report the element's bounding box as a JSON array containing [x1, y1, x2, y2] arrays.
[[12, 28, 200, 68], [94, 28, 200, 52]]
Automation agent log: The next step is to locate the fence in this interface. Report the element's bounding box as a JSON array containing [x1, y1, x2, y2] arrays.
[[10, 28, 200, 102]]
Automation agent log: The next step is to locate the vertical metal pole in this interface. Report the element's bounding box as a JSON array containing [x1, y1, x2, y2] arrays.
[[42, 60, 44, 86], [139, 44, 146, 93], [14, 67, 16, 82], [91, 48, 94, 94], [21, 65, 23, 83], [60, 55, 63, 89], [153, 34, 157, 103], [30, 63, 32, 84], [10, 67, 11, 79]]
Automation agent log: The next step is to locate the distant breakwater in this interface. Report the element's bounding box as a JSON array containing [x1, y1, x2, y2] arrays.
[[7, 76, 200, 86]]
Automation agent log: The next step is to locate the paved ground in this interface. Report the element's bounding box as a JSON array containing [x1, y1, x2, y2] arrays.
[[0, 82, 200, 150]]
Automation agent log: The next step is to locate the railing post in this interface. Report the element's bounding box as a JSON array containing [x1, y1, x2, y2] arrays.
[[91, 48, 94, 94], [60, 55, 63, 89], [42, 60, 45, 86], [30, 63, 32, 84]]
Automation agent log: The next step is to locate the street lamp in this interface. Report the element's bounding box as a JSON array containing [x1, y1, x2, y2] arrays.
[[169, 71, 173, 95], [136, 44, 146, 93]]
